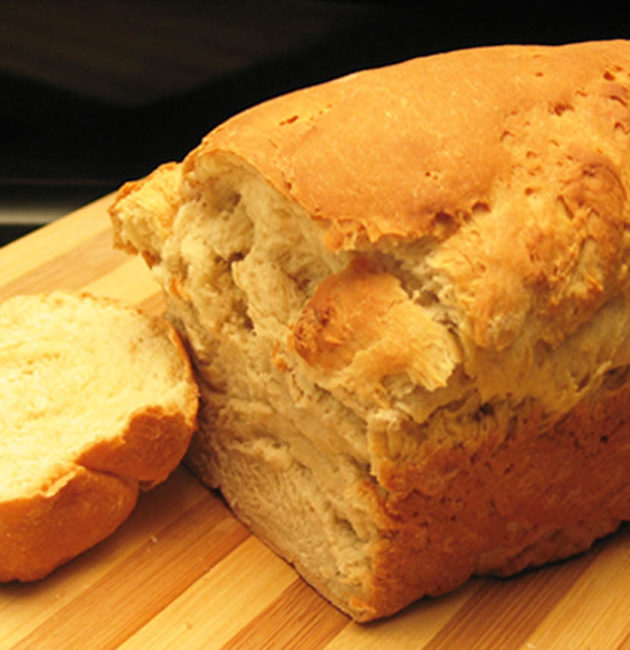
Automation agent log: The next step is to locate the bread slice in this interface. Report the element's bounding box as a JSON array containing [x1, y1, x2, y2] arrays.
[[0, 291, 198, 582], [110, 40, 630, 620]]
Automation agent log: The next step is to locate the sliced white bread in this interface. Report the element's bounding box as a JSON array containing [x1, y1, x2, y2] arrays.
[[0, 291, 198, 582]]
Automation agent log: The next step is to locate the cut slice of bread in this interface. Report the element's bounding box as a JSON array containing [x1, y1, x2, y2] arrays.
[[0, 291, 198, 582]]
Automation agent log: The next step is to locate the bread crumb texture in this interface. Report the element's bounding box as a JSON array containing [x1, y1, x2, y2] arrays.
[[110, 40, 630, 620], [0, 292, 198, 582]]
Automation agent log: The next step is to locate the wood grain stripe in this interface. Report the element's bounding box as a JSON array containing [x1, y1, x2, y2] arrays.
[[525, 525, 630, 649], [82, 256, 160, 305], [119, 537, 299, 649], [0, 227, 128, 300], [137, 291, 168, 317], [222, 578, 349, 650], [0, 469, 205, 638], [325, 580, 483, 650], [423, 549, 598, 650], [12, 478, 249, 650], [2, 195, 630, 647], [0, 195, 115, 287], [617, 630, 630, 650]]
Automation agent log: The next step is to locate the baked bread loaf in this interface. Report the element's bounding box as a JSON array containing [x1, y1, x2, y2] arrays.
[[0, 291, 198, 582], [110, 40, 630, 620]]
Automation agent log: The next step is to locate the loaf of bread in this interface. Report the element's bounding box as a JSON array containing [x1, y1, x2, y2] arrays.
[[0, 292, 198, 582], [110, 40, 630, 620]]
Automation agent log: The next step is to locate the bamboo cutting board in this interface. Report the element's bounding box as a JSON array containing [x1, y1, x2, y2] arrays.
[[1, 195, 630, 650]]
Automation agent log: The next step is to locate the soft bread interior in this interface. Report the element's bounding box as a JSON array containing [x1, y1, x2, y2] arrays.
[[113, 156, 630, 618], [0, 293, 195, 498], [0, 292, 198, 582], [109, 40, 630, 620]]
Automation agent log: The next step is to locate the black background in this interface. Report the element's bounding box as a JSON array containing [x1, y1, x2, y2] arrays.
[[1, 1, 628, 243]]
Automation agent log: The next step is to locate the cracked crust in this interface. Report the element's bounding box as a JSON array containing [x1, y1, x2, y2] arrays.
[[110, 40, 630, 620]]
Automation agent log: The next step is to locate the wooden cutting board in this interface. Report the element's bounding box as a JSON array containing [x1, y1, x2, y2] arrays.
[[1, 195, 630, 650]]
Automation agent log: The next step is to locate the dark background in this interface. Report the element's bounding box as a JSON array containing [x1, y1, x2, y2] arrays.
[[1, 1, 628, 245]]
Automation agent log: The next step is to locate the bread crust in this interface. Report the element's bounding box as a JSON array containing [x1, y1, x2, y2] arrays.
[[110, 40, 630, 620], [0, 292, 198, 582], [357, 383, 630, 619], [180, 40, 630, 351], [0, 466, 139, 582], [185, 40, 630, 247]]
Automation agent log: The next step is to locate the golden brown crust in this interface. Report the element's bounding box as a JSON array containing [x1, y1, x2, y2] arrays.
[[78, 408, 196, 488], [358, 382, 630, 620], [180, 40, 630, 354], [185, 40, 630, 251], [288, 257, 460, 396], [0, 292, 199, 583], [109, 39, 630, 621], [110, 162, 182, 266], [0, 408, 196, 582], [289, 258, 407, 370], [0, 467, 138, 582]]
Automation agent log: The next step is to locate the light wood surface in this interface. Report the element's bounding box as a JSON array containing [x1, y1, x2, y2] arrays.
[[1, 195, 630, 649]]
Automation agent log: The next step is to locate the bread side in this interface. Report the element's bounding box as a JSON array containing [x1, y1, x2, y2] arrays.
[[110, 40, 630, 620], [0, 292, 198, 582]]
